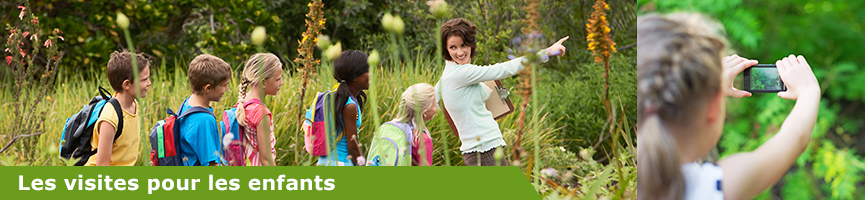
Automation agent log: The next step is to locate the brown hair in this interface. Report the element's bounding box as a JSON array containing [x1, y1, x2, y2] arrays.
[[106, 49, 151, 92], [637, 13, 726, 200], [235, 53, 282, 127], [440, 18, 477, 61], [188, 54, 232, 95]]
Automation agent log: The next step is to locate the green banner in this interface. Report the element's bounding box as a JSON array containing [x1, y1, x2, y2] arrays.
[[2, 166, 540, 199]]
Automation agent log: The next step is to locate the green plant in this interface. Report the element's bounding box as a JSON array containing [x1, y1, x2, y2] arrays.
[[1, 1, 64, 155]]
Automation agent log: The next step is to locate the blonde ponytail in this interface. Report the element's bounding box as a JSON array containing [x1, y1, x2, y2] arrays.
[[638, 114, 684, 200], [236, 78, 252, 127]]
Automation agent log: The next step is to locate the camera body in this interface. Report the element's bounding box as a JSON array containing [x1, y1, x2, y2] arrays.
[[744, 64, 787, 93]]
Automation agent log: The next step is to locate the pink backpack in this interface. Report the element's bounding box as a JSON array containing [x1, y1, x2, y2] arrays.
[[220, 99, 262, 166]]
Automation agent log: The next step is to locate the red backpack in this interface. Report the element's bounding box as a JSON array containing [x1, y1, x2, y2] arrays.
[[148, 99, 215, 166]]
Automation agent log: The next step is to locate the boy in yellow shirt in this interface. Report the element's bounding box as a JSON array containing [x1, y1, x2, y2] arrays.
[[85, 50, 152, 166]]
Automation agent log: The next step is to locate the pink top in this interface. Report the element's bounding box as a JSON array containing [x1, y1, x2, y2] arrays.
[[412, 130, 433, 166], [239, 99, 276, 166]]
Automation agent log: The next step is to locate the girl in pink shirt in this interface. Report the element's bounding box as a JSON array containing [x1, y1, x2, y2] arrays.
[[235, 53, 284, 166]]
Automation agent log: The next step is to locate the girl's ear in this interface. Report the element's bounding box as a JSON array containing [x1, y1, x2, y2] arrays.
[[705, 90, 724, 124]]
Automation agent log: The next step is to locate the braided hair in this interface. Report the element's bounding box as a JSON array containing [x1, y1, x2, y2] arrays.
[[637, 13, 726, 200], [235, 53, 283, 127]]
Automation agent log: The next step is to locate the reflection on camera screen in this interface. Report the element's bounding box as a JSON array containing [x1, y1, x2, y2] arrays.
[[751, 68, 782, 90]]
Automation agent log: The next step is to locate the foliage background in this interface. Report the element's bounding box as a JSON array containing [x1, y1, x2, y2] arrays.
[[640, 0, 865, 199]]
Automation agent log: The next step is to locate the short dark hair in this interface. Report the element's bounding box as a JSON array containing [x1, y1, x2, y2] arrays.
[[107, 50, 151, 93], [440, 18, 478, 61], [188, 54, 231, 94]]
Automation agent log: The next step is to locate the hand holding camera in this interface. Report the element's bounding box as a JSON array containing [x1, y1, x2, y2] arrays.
[[723, 54, 758, 98], [776, 55, 820, 100]]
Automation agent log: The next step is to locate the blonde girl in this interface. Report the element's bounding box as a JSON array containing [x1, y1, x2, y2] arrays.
[[390, 83, 438, 166], [637, 13, 820, 200], [235, 53, 284, 166]]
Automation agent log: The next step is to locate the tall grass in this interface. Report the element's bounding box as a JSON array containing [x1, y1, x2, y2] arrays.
[[0, 49, 573, 168]]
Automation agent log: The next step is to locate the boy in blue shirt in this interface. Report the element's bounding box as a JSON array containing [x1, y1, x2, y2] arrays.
[[178, 54, 232, 166]]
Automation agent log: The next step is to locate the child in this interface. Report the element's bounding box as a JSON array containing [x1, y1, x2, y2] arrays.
[[637, 13, 820, 200], [235, 53, 283, 166], [178, 54, 232, 166], [434, 18, 567, 166], [86, 50, 152, 166], [319, 50, 369, 166], [391, 83, 437, 166]]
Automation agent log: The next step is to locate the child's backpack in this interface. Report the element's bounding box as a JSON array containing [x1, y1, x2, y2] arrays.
[[303, 91, 344, 157], [366, 121, 414, 166], [219, 99, 262, 166], [59, 86, 125, 166], [148, 99, 215, 166]]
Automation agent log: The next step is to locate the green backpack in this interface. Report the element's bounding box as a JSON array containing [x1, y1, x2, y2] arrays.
[[366, 121, 413, 166]]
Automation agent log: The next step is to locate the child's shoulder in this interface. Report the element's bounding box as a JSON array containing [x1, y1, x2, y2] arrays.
[[179, 103, 217, 126], [345, 96, 358, 105], [243, 101, 272, 119], [96, 102, 121, 124], [681, 162, 723, 200]]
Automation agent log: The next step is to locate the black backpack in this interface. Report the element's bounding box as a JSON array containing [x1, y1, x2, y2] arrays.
[[59, 86, 125, 166]]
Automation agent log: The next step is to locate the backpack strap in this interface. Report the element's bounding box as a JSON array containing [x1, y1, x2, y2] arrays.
[[106, 98, 124, 142], [243, 98, 263, 107], [173, 98, 217, 166], [325, 92, 345, 150], [176, 97, 217, 118], [178, 107, 216, 119], [96, 86, 124, 142]]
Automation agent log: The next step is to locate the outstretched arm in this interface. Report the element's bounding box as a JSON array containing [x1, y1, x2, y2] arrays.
[[454, 36, 569, 86], [719, 55, 820, 200]]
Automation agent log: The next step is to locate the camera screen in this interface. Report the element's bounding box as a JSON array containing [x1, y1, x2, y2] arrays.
[[750, 67, 783, 90]]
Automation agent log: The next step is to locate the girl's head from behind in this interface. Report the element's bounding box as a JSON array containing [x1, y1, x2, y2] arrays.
[[236, 53, 283, 126], [637, 13, 727, 200], [393, 83, 437, 127], [441, 18, 477, 65], [333, 50, 370, 129]]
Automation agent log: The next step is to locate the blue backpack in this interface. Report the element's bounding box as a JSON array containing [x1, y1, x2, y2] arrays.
[[59, 86, 125, 166]]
